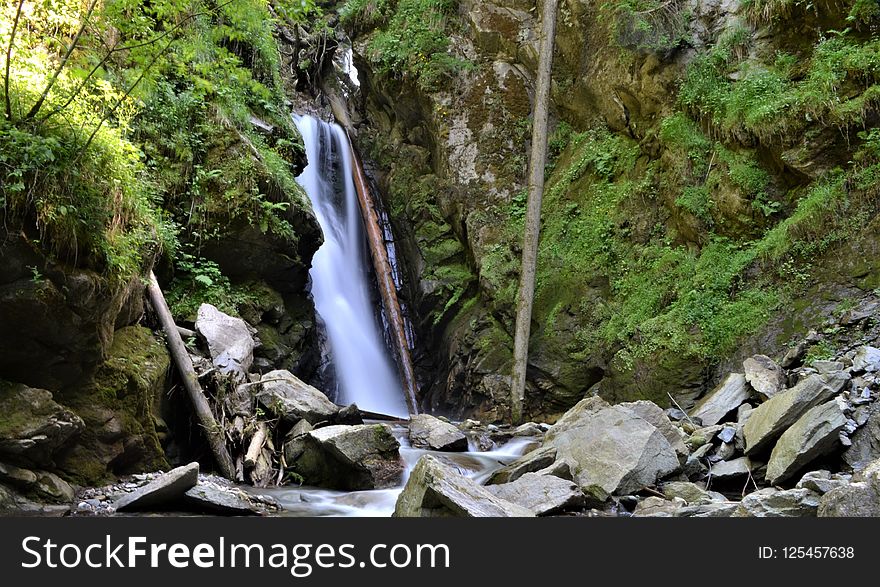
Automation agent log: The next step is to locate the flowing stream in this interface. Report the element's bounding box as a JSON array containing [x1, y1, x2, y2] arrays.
[[293, 114, 408, 418], [249, 427, 537, 517]]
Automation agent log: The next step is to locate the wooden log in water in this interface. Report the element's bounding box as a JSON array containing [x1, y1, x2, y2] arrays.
[[146, 271, 237, 480]]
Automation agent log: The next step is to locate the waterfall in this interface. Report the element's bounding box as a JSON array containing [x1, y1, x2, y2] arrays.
[[294, 114, 409, 418]]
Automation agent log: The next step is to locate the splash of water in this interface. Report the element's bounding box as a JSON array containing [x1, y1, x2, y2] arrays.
[[294, 114, 408, 418]]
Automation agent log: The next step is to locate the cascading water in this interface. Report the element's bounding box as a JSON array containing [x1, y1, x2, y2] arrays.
[[294, 114, 409, 418]]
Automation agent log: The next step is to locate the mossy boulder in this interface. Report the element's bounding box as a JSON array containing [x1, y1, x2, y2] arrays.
[[55, 326, 171, 485]]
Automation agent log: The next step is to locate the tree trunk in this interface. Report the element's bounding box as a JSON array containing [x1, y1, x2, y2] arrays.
[[511, 0, 558, 424], [146, 271, 236, 479]]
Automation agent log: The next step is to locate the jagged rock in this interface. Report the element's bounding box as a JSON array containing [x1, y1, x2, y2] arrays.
[[718, 426, 737, 444], [844, 404, 880, 471], [709, 457, 752, 480], [812, 360, 845, 374], [744, 372, 849, 455], [818, 460, 880, 517], [547, 402, 680, 501], [289, 424, 402, 490], [184, 483, 262, 516], [733, 488, 821, 517], [690, 373, 751, 426], [486, 472, 585, 515], [744, 355, 786, 399], [620, 401, 689, 460], [195, 304, 255, 377], [852, 346, 880, 373], [408, 414, 468, 451], [113, 463, 199, 511], [255, 370, 338, 424], [394, 455, 534, 517], [333, 404, 364, 425], [0, 381, 84, 467], [659, 481, 726, 504], [633, 496, 688, 517], [766, 400, 847, 485], [283, 419, 313, 463], [796, 470, 852, 495]]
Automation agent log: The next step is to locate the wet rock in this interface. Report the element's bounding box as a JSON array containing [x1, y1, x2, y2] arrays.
[[290, 424, 403, 490], [733, 488, 821, 517], [766, 400, 847, 485], [282, 419, 313, 463], [852, 346, 880, 373], [394, 455, 534, 517], [709, 457, 752, 480], [818, 460, 880, 517], [0, 462, 38, 488], [744, 355, 786, 399], [796, 470, 851, 495], [333, 404, 364, 425], [408, 414, 468, 452], [486, 473, 586, 515], [744, 372, 849, 455], [113, 463, 199, 511], [690, 373, 751, 426], [195, 304, 255, 378], [547, 402, 680, 501], [184, 483, 263, 516], [0, 381, 84, 467], [255, 370, 338, 424]]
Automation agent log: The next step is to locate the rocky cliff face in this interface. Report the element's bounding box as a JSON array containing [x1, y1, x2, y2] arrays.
[[345, 0, 880, 420]]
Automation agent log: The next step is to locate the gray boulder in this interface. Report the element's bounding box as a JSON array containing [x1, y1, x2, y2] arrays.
[[620, 400, 689, 460], [709, 456, 752, 480], [0, 381, 84, 467], [408, 414, 468, 452], [744, 355, 786, 399], [852, 346, 880, 373], [733, 487, 820, 517], [547, 402, 680, 501], [394, 455, 534, 517], [659, 481, 726, 505], [633, 496, 688, 517], [743, 372, 849, 455], [765, 400, 847, 485], [818, 459, 880, 517], [184, 482, 263, 516], [486, 446, 558, 485], [796, 470, 851, 495], [195, 304, 255, 377], [113, 462, 199, 511], [486, 473, 585, 515], [289, 424, 402, 490], [255, 370, 338, 424], [690, 373, 751, 426], [844, 404, 880, 471]]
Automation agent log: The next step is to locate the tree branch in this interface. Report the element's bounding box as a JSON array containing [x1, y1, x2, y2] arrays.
[[4, 0, 26, 121]]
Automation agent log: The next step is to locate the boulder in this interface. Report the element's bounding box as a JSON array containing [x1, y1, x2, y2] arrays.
[[408, 414, 468, 451], [690, 373, 751, 426], [633, 496, 688, 517], [620, 401, 689, 460], [796, 470, 851, 495], [289, 424, 403, 490], [765, 400, 847, 485], [282, 419, 313, 463], [33, 471, 74, 502], [113, 462, 199, 511], [659, 481, 726, 505], [743, 355, 786, 399], [486, 446, 558, 485], [743, 372, 849, 455], [0, 381, 84, 467], [733, 488, 821, 517], [844, 404, 880, 471], [709, 457, 752, 480], [852, 346, 880, 373], [255, 370, 338, 424], [547, 403, 680, 501], [394, 455, 534, 517], [195, 304, 255, 377], [818, 460, 880, 517], [486, 473, 586, 515], [184, 483, 263, 516]]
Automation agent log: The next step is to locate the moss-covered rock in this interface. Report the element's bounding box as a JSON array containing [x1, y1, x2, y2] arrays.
[[55, 326, 171, 485]]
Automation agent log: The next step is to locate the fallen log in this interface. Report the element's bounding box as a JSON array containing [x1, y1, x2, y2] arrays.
[[244, 422, 268, 469], [147, 271, 236, 480]]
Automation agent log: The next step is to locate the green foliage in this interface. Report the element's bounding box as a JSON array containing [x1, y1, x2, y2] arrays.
[[675, 185, 714, 223], [342, 0, 472, 91], [599, 0, 693, 53]]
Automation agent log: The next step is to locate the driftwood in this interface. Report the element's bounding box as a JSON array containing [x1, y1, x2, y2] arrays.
[[244, 422, 268, 469], [147, 271, 236, 479]]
